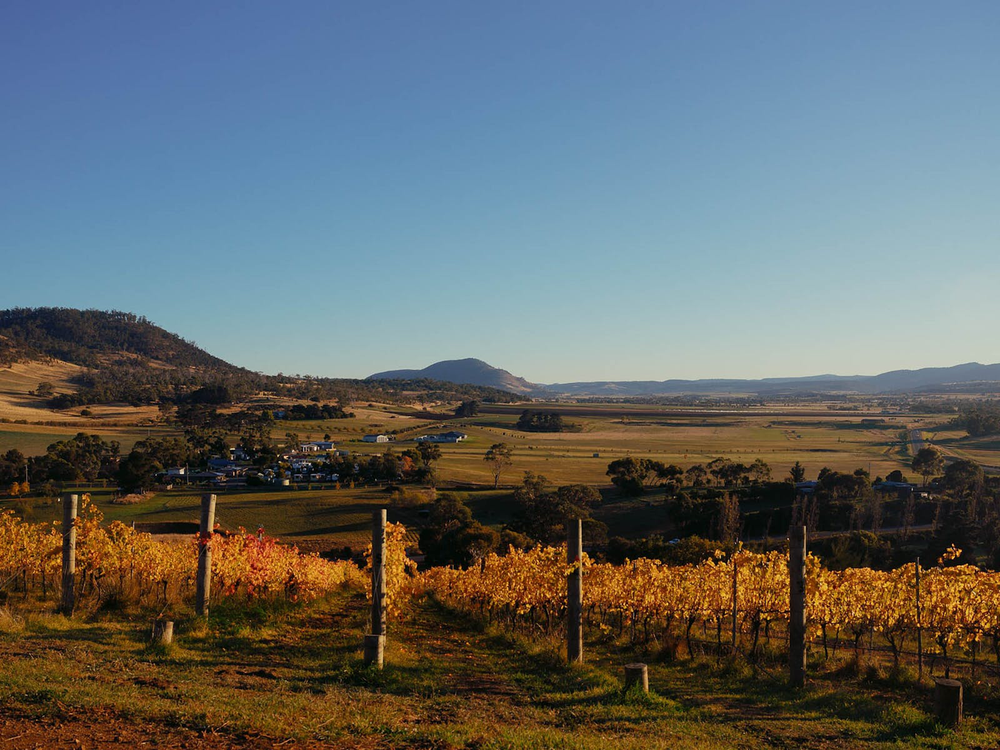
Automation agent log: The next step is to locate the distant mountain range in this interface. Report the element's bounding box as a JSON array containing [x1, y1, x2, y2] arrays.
[[367, 358, 1000, 397], [3, 308, 998, 401]]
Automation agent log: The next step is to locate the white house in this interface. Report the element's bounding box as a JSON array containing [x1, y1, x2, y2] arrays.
[[300, 441, 336, 452], [363, 434, 391, 443]]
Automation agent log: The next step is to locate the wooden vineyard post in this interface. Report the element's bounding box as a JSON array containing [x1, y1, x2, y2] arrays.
[[788, 524, 807, 688], [195, 493, 217, 618], [731, 556, 738, 652], [624, 663, 649, 693], [934, 678, 963, 727], [60, 494, 78, 616], [151, 619, 174, 645], [916, 558, 923, 680], [365, 508, 387, 668], [567, 518, 583, 664]]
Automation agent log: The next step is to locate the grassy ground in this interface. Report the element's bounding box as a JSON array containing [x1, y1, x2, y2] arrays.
[[925, 429, 1000, 469], [339, 408, 919, 485], [0, 403, 922, 483], [0, 591, 995, 748], [2, 401, 994, 552], [2, 486, 429, 548], [0, 485, 677, 551], [0, 423, 178, 455]]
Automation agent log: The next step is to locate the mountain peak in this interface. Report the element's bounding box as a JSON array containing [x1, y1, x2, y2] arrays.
[[367, 358, 538, 395]]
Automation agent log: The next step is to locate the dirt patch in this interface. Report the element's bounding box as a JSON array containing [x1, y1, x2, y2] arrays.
[[0, 707, 313, 749], [0, 706, 452, 749]]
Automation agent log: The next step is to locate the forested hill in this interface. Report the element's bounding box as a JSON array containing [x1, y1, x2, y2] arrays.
[[0, 333, 32, 368], [0, 308, 238, 372]]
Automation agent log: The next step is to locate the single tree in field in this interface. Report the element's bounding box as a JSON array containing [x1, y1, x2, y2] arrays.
[[416, 442, 442, 468], [483, 442, 513, 488], [911, 446, 944, 487], [944, 458, 984, 497], [685, 464, 708, 487], [749, 458, 772, 483], [455, 400, 481, 418], [707, 457, 731, 486], [606, 456, 651, 496], [789, 461, 806, 483]]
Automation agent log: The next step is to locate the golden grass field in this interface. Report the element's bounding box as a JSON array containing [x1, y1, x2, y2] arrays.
[[314, 405, 918, 485], [4, 363, 1000, 548], [0, 395, 967, 487]]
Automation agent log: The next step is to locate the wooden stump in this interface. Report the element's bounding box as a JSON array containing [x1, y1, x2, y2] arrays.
[[151, 619, 174, 646], [934, 678, 962, 727], [364, 633, 385, 669], [624, 663, 648, 693]]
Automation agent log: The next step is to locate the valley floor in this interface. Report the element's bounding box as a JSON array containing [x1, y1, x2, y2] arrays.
[[1, 592, 998, 749]]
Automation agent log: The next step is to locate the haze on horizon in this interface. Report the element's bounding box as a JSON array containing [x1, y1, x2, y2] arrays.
[[2, 2, 998, 384]]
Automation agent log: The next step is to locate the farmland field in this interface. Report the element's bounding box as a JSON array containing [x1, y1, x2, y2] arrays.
[[328, 403, 922, 486], [0, 423, 178, 456], [3, 486, 427, 548], [4, 398, 997, 551]]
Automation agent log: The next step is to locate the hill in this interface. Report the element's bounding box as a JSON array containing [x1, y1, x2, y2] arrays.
[[0, 309, 525, 413], [0, 308, 238, 372], [368, 358, 541, 395], [0, 307, 265, 410]]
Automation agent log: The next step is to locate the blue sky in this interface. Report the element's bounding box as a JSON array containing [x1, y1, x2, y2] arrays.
[[2, 1, 998, 383]]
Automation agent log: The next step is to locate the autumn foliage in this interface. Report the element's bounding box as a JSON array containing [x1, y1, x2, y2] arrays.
[[0, 496, 363, 609], [419, 542, 1000, 663]]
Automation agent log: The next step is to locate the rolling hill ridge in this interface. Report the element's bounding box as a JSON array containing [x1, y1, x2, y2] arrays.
[[0, 307, 239, 373], [369, 359, 1000, 396]]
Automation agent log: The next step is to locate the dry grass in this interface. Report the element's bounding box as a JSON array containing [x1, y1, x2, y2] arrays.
[[0, 359, 160, 426], [0, 593, 994, 748]]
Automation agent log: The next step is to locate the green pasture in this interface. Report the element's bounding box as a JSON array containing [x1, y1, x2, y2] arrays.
[[270, 407, 932, 486], [416, 417, 914, 487], [1, 486, 426, 548], [2, 483, 674, 550], [0, 424, 178, 456]]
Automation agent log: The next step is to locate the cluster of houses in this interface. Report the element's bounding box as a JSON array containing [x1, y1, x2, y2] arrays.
[[160, 444, 347, 488], [158, 432, 469, 488]]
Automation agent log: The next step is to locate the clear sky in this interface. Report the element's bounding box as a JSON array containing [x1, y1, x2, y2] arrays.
[[2, 2, 998, 384]]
